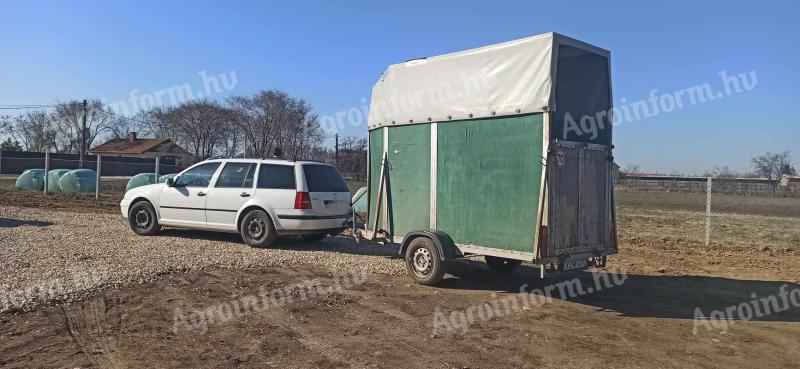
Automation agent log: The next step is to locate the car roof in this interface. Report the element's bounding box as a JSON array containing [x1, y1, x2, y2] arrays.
[[200, 158, 331, 166]]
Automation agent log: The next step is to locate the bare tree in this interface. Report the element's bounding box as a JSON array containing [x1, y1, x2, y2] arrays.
[[337, 136, 368, 175], [1, 111, 57, 151], [229, 90, 323, 159], [154, 101, 231, 160], [0, 137, 23, 151], [53, 100, 114, 153], [704, 166, 740, 178], [621, 163, 641, 175], [752, 151, 794, 190], [106, 111, 146, 140]]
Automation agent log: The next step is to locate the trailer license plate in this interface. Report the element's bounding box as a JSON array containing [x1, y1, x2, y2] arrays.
[[562, 257, 589, 272]]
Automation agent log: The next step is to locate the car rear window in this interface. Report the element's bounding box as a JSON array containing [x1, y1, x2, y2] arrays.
[[257, 164, 296, 189], [303, 164, 348, 192]]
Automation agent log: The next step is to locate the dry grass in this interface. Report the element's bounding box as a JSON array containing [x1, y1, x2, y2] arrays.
[[617, 206, 800, 251]]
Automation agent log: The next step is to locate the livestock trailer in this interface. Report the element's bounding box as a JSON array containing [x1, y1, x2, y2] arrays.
[[363, 32, 618, 285]]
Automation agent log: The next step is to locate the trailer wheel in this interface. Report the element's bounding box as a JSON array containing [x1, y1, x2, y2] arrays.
[[405, 237, 445, 285], [485, 256, 522, 274]]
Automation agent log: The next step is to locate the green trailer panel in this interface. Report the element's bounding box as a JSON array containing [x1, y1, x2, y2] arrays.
[[387, 124, 431, 235], [436, 114, 544, 253], [368, 128, 384, 228]]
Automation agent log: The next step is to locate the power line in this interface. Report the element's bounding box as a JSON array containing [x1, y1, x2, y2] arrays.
[[94, 108, 153, 126], [0, 104, 57, 107], [0, 105, 58, 110]]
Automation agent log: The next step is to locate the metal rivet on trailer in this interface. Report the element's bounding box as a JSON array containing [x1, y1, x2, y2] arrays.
[[468, 113, 473, 118], [491, 111, 496, 116], [427, 117, 432, 121], [392, 121, 395, 124], [447, 115, 452, 120], [516, 108, 521, 113], [409, 119, 413, 123]]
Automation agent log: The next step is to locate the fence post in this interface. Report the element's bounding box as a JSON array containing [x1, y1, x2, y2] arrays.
[[705, 177, 712, 246], [43, 152, 50, 195], [96, 155, 102, 201], [155, 156, 160, 183], [0, 150, 3, 174]]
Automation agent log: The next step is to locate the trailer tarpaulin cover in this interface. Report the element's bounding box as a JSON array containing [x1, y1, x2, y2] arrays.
[[367, 32, 611, 135]]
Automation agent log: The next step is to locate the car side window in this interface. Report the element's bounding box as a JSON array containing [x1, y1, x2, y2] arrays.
[[175, 163, 220, 187], [257, 164, 296, 189], [215, 162, 257, 188]]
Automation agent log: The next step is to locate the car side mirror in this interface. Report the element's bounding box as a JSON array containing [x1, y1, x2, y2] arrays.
[[166, 177, 175, 186]]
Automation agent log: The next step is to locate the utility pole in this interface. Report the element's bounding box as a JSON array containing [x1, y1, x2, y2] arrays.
[[334, 133, 339, 166], [80, 99, 88, 168]]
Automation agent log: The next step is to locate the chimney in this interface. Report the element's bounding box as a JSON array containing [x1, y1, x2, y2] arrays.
[[128, 132, 137, 142]]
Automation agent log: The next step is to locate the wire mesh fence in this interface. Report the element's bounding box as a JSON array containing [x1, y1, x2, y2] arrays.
[[3, 153, 796, 251], [0, 155, 188, 201], [614, 177, 800, 252]]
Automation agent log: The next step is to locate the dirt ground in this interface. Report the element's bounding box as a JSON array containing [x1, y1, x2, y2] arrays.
[[1, 189, 800, 368], [2, 264, 800, 369]]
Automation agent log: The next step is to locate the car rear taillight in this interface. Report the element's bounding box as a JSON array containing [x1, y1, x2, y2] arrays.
[[294, 191, 312, 209]]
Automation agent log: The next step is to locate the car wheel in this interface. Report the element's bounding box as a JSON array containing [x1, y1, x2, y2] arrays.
[[128, 201, 161, 236], [240, 210, 277, 248], [405, 237, 446, 285], [485, 256, 522, 274], [301, 233, 327, 242]]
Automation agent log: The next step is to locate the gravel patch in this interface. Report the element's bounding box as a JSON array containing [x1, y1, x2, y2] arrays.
[[0, 205, 412, 313]]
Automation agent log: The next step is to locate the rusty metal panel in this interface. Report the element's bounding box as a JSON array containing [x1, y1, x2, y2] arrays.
[[547, 141, 611, 256]]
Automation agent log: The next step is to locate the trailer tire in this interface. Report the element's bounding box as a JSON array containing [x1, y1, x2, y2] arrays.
[[405, 237, 446, 285], [485, 256, 522, 274]]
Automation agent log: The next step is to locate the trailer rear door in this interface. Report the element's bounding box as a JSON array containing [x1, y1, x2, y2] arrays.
[[545, 140, 616, 260]]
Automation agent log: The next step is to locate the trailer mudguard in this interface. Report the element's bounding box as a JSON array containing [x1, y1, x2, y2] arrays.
[[399, 230, 461, 261]]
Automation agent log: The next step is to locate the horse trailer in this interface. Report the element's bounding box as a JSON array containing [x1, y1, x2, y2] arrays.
[[363, 32, 618, 284]]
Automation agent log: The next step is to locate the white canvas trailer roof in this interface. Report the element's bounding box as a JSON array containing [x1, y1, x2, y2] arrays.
[[367, 32, 611, 129]]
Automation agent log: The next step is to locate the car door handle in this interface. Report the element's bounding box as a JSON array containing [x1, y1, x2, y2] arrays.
[[240, 192, 251, 197], [197, 192, 207, 197]]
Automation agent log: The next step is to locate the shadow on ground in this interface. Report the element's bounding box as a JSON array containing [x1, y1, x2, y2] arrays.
[[148, 228, 800, 323], [442, 263, 800, 322], [155, 228, 399, 258], [0, 217, 54, 228]]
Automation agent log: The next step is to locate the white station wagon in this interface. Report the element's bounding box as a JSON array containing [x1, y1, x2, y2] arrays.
[[120, 159, 352, 247]]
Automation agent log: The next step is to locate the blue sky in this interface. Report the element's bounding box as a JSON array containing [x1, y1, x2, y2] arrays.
[[1, 0, 798, 173]]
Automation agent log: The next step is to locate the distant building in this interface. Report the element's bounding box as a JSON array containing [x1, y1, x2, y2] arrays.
[[781, 175, 800, 190], [89, 132, 191, 162], [89, 132, 192, 178]]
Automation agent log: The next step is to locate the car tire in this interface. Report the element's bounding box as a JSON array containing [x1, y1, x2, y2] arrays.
[[405, 237, 446, 285], [485, 256, 522, 274], [128, 200, 161, 236], [240, 210, 277, 248], [301, 233, 327, 242]]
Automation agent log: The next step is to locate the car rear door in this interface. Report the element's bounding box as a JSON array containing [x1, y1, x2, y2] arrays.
[[205, 161, 257, 229], [301, 164, 351, 217], [254, 163, 297, 227]]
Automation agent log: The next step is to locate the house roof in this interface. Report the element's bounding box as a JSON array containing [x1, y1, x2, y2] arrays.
[[89, 138, 190, 157]]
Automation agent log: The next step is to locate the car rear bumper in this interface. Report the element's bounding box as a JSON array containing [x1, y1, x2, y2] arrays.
[[274, 212, 349, 232]]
